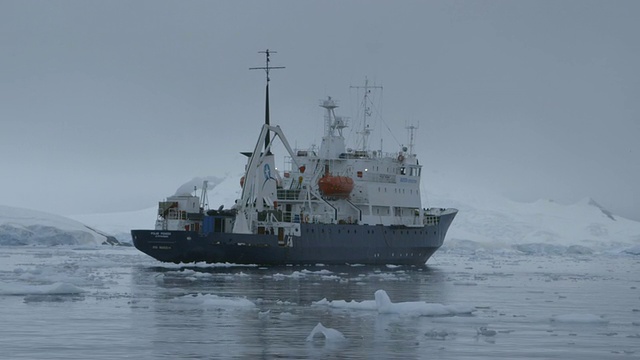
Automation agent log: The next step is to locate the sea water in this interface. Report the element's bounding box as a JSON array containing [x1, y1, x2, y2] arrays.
[[0, 246, 638, 359]]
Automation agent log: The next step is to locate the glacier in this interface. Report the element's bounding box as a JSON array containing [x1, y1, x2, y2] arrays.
[[0, 205, 118, 246]]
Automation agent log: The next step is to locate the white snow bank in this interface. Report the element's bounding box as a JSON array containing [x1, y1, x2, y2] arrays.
[[427, 178, 640, 254], [172, 293, 256, 310], [306, 322, 346, 342], [0, 282, 86, 295], [0, 205, 110, 246], [313, 289, 474, 316]]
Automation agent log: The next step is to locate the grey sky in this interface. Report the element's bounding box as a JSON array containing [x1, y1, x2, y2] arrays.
[[1, 0, 639, 221]]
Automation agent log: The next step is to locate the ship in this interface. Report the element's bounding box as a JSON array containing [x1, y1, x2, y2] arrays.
[[131, 50, 457, 265]]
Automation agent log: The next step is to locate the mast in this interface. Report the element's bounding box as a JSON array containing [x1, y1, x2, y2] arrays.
[[350, 77, 382, 151], [250, 50, 285, 154], [406, 123, 419, 156]]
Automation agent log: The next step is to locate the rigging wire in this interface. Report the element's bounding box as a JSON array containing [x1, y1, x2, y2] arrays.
[[347, 82, 402, 152]]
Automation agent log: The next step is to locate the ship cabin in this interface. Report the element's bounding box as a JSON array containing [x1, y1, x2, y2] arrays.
[[266, 96, 427, 228], [155, 194, 203, 232]]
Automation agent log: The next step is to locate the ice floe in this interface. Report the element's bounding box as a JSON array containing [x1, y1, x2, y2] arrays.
[[0, 282, 85, 295], [313, 289, 474, 317], [172, 293, 256, 310], [550, 314, 608, 324], [375, 289, 475, 316], [306, 322, 346, 342]]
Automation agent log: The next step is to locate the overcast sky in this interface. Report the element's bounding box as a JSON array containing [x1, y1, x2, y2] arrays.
[[1, 0, 639, 221]]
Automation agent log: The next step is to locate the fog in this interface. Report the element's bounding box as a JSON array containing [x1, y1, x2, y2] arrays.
[[1, 0, 638, 221]]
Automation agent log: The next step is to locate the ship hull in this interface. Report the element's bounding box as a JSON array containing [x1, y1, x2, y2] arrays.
[[132, 210, 456, 266]]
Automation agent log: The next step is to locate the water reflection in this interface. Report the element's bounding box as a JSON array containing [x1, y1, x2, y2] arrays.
[[132, 264, 452, 305], [129, 264, 453, 359]]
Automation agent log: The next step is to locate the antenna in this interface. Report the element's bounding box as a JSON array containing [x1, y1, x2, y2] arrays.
[[350, 77, 382, 151], [250, 50, 285, 153], [406, 122, 419, 155]]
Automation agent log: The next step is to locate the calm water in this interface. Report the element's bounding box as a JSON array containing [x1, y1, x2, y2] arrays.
[[0, 246, 638, 359]]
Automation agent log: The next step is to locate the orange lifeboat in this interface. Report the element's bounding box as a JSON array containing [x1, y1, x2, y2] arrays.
[[318, 175, 354, 198]]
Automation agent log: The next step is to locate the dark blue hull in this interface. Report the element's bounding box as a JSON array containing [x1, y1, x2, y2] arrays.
[[131, 210, 456, 265]]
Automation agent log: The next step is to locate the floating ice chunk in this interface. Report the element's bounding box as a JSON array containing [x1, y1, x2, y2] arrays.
[[374, 289, 474, 316], [514, 243, 567, 255], [301, 269, 333, 275], [623, 245, 640, 255], [258, 310, 270, 319], [477, 327, 497, 336], [551, 314, 608, 324], [306, 322, 346, 342], [320, 275, 340, 281], [44, 282, 86, 294], [278, 312, 299, 321], [425, 329, 455, 340], [313, 290, 475, 316], [0, 282, 85, 295], [565, 245, 594, 255], [270, 271, 307, 280], [363, 272, 408, 282], [312, 298, 377, 311], [173, 293, 256, 310], [289, 271, 306, 278]]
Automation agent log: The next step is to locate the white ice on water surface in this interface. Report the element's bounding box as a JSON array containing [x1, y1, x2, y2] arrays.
[[374, 289, 475, 316], [312, 297, 378, 311], [306, 322, 347, 342], [313, 289, 475, 316], [1, 247, 639, 359], [0, 282, 85, 295], [171, 293, 257, 310], [551, 314, 609, 324]]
